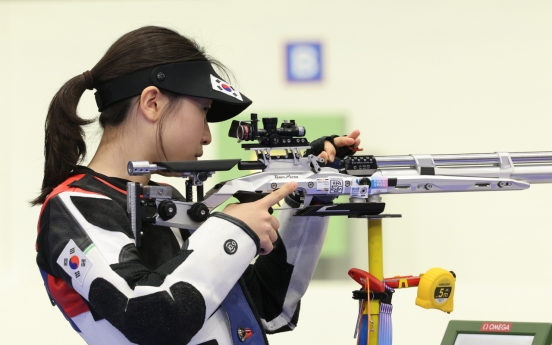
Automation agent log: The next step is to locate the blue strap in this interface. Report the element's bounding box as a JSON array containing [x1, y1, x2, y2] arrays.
[[221, 282, 266, 344], [357, 314, 369, 345], [378, 303, 393, 345]]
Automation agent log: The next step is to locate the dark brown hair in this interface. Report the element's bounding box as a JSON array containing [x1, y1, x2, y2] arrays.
[[32, 26, 226, 205]]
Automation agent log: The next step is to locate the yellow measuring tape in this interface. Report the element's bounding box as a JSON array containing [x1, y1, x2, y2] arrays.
[[415, 268, 456, 313]]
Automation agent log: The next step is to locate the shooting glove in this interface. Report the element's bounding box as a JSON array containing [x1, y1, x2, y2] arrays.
[[303, 135, 357, 160]]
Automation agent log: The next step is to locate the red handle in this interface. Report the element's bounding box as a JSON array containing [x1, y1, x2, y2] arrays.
[[383, 275, 421, 289], [348, 268, 385, 293]]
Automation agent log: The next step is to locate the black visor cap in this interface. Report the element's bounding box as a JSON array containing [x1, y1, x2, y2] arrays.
[[94, 61, 252, 123]]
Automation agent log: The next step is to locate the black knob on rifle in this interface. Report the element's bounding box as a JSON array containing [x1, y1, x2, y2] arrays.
[[197, 172, 209, 182], [269, 133, 280, 145], [358, 177, 371, 188], [158, 200, 177, 221], [187, 202, 210, 222]]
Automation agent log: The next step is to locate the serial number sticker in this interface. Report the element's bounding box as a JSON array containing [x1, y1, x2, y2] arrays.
[[316, 178, 330, 193], [330, 178, 343, 193], [371, 177, 388, 188]]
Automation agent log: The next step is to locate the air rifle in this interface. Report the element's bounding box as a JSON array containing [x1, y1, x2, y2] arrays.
[[126, 113, 552, 247]]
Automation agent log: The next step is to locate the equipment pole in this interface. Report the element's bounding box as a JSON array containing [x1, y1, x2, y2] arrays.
[[367, 218, 383, 344], [366, 193, 385, 345]]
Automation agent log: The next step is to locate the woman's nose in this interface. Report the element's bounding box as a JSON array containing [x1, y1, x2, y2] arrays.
[[202, 120, 212, 145]]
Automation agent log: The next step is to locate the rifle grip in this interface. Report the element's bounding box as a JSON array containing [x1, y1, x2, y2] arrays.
[[233, 191, 273, 214]]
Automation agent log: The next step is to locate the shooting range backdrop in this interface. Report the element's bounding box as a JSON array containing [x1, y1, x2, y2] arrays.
[[2, 1, 552, 345]]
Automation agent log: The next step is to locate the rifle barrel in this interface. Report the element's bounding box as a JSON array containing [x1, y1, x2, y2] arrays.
[[373, 152, 552, 184], [375, 152, 552, 167]]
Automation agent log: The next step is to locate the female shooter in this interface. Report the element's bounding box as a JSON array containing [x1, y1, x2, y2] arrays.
[[33, 26, 361, 345]]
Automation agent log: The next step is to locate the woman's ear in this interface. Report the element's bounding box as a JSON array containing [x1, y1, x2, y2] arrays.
[[139, 86, 166, 123]]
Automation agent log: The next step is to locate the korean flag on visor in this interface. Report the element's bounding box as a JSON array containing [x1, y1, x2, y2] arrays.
[[94, 60, 252, 123], [210, 75, 243, 101]]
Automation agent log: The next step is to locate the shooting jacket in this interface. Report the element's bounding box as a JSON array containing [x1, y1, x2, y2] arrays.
[[36, 167, 328, 345]]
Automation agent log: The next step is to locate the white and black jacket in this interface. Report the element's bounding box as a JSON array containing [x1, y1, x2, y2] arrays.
[[36, 167, 329, 345]]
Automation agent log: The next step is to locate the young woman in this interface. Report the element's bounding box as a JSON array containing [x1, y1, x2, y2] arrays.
[[33, 26, 361, 345]]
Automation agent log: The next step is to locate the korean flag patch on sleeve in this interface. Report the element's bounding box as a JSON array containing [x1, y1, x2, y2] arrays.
[[210, 75, 243, 101], [56, 239, 93, 286]]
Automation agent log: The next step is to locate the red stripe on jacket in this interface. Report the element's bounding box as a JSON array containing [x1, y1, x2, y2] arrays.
[[37, 174, 104, 319]]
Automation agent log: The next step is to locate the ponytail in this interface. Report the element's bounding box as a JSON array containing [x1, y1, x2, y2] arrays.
[[31, 73, 94, 205]]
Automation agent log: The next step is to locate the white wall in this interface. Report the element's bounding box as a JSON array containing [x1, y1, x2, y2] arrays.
[[1, 1, 551, 344]]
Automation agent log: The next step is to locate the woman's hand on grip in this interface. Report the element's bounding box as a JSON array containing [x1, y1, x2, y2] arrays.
[[222, 182, 298, 255]]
